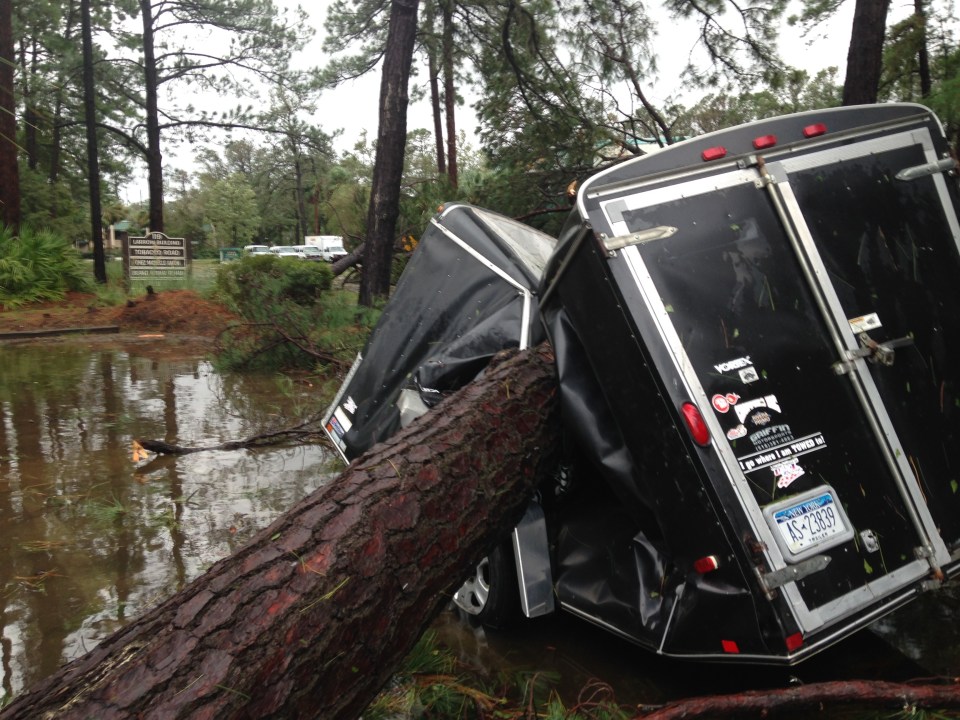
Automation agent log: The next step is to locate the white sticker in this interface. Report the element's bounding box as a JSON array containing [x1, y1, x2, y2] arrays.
[[773, 461, 805, 489], [726, 424, 747, 440], [849, 312, 882, 334], [344, 396, 358, 414], [735, 395, 781, 423], [715, 356, 752, 373], [739, 366, 760, 384]]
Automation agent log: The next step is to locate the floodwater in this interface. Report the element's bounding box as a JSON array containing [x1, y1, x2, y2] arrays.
[[1, 338, 959, 713], [0, 338, 338, 703]]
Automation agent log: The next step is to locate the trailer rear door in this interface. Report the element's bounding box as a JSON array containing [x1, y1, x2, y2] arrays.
[[591, 121, 959, 636]]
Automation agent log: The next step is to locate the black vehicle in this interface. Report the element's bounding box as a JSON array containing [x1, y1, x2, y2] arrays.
[[325, 104, 960, 664]]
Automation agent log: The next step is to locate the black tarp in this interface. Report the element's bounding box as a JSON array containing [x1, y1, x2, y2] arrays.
[[323, 203, 556, 461]]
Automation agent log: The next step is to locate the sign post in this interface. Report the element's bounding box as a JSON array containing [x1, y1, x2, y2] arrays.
[[123, 232, 191, 286]]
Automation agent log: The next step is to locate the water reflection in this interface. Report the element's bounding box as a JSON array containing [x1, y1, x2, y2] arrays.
[[0, 340, 336, 701]]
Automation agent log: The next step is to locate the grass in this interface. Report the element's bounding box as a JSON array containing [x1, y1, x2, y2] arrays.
[[101, 257, 221, 298]]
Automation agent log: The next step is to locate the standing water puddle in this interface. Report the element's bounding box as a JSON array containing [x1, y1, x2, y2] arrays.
[[0, 339, 337, 701]]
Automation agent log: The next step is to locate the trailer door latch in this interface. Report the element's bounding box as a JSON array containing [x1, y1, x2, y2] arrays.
[[833, 333, 914, 374]]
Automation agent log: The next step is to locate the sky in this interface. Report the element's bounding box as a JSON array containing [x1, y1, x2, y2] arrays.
[[299, 0, 865, 152], [123, 0, 902, 202]]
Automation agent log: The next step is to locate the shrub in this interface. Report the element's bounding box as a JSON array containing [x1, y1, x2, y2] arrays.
[[0, 225, 90, 308], [214, 254, 333, 312], [212, 255, 375, 372]]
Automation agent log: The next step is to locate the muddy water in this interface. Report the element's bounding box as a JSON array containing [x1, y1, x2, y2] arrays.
[[0, 339, 337, 702], [1, 339, 959, 712]]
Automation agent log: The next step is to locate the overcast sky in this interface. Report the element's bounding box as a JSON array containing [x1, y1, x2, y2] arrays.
[[124, 0, 912, 202]]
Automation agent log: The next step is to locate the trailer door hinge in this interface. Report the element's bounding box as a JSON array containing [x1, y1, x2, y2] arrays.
[[759, 554, 831, 593]]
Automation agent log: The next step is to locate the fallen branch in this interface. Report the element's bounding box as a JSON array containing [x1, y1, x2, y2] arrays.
[[135, 414, 328, 455], [635, 677, 960, 719]]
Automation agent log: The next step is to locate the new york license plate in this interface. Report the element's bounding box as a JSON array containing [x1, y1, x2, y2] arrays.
[[771, 491, 847, 555]]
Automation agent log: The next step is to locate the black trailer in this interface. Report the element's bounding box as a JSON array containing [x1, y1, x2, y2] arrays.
[[540, 102, 960, 663], [324, 104, 960, 664], [322, 202, 556, 462]]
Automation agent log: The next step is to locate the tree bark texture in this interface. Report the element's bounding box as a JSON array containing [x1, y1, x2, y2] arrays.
[[0, 344, 561, 720], [636, 678, 960, 719], [81, 0, 107, 284], [842, 0, 891, 105], [141, 0, 165, 232], [0, 0, 21, 230], [360, 0, 420, 306]]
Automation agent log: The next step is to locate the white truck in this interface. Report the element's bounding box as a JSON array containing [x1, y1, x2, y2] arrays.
[[303, 235, 348, 262]]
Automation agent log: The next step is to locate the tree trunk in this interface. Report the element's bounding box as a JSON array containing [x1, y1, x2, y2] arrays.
[[359, 0, 420, 306], [424, 0, 446, 176], [441, 0, 458, 189], [915, 0, 932, 97], [81, 0, 107, 284], [0, 344, 561, 720], [141, 0, 164, 232], [0, 0, 21, 230], [842, 0, 891, 105]]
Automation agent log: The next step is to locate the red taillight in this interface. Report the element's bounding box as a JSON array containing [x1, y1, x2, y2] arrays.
[[753, 134, 777, 149], [701, 146, 727, 162], [803, 123, 827, 138], [721, 639, 740, 654], [785, 632, 804, 651], [681, 402, 711, 446], [693, 555, 719, 573]]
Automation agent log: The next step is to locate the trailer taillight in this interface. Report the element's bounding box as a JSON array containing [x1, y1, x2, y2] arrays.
[[701, 146, 727, 162], [721, 639, 740, 654], [753, 134, 777, 149], [681, 402, 711, 446], [803, 123, 827, 138], [693, 555, 719, 573], [785, 632, 804, 651]]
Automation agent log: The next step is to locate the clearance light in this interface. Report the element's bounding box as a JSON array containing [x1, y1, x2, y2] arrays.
[[693, 555, 719, 573], [701, 146, 727, 162], [803, 123, 827, 138], [721, 640, 740, 654], [753, 134, 777, 149], [681, 402, 711, 447], [785, 632, 804, 651]]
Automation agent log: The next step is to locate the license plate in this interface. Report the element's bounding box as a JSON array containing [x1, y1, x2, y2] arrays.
[[767, 488, 851, 558]]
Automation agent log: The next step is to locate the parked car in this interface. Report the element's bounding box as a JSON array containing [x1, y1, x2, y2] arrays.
[[269, 245, 301, 259], [323, 104, 960, 665], [291, 245, 326, 261], [243, 244, 271, 256]]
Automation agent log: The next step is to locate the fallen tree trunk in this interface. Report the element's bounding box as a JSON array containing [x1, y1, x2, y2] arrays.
[[0, 344, 561, 720], [636, 678, 960, 719]]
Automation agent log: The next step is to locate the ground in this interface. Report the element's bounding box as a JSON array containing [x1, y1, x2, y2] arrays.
[[0, 290, 237, 339]]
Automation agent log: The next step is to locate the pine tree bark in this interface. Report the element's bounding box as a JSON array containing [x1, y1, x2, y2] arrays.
[[0, 344, 561, 720], [0, 0, 21, 230], [359, 0, 421, 306], [842, 0, 891, 105]]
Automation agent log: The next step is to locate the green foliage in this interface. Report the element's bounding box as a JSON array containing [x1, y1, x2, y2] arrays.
[[206, 174, 263, 248], [212, 255, 374, 371], [0, 225, 91, 308]]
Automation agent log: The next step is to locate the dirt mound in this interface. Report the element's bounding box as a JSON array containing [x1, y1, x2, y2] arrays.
[[114, 290, 238, 336], [0, 290, 238, 338]]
